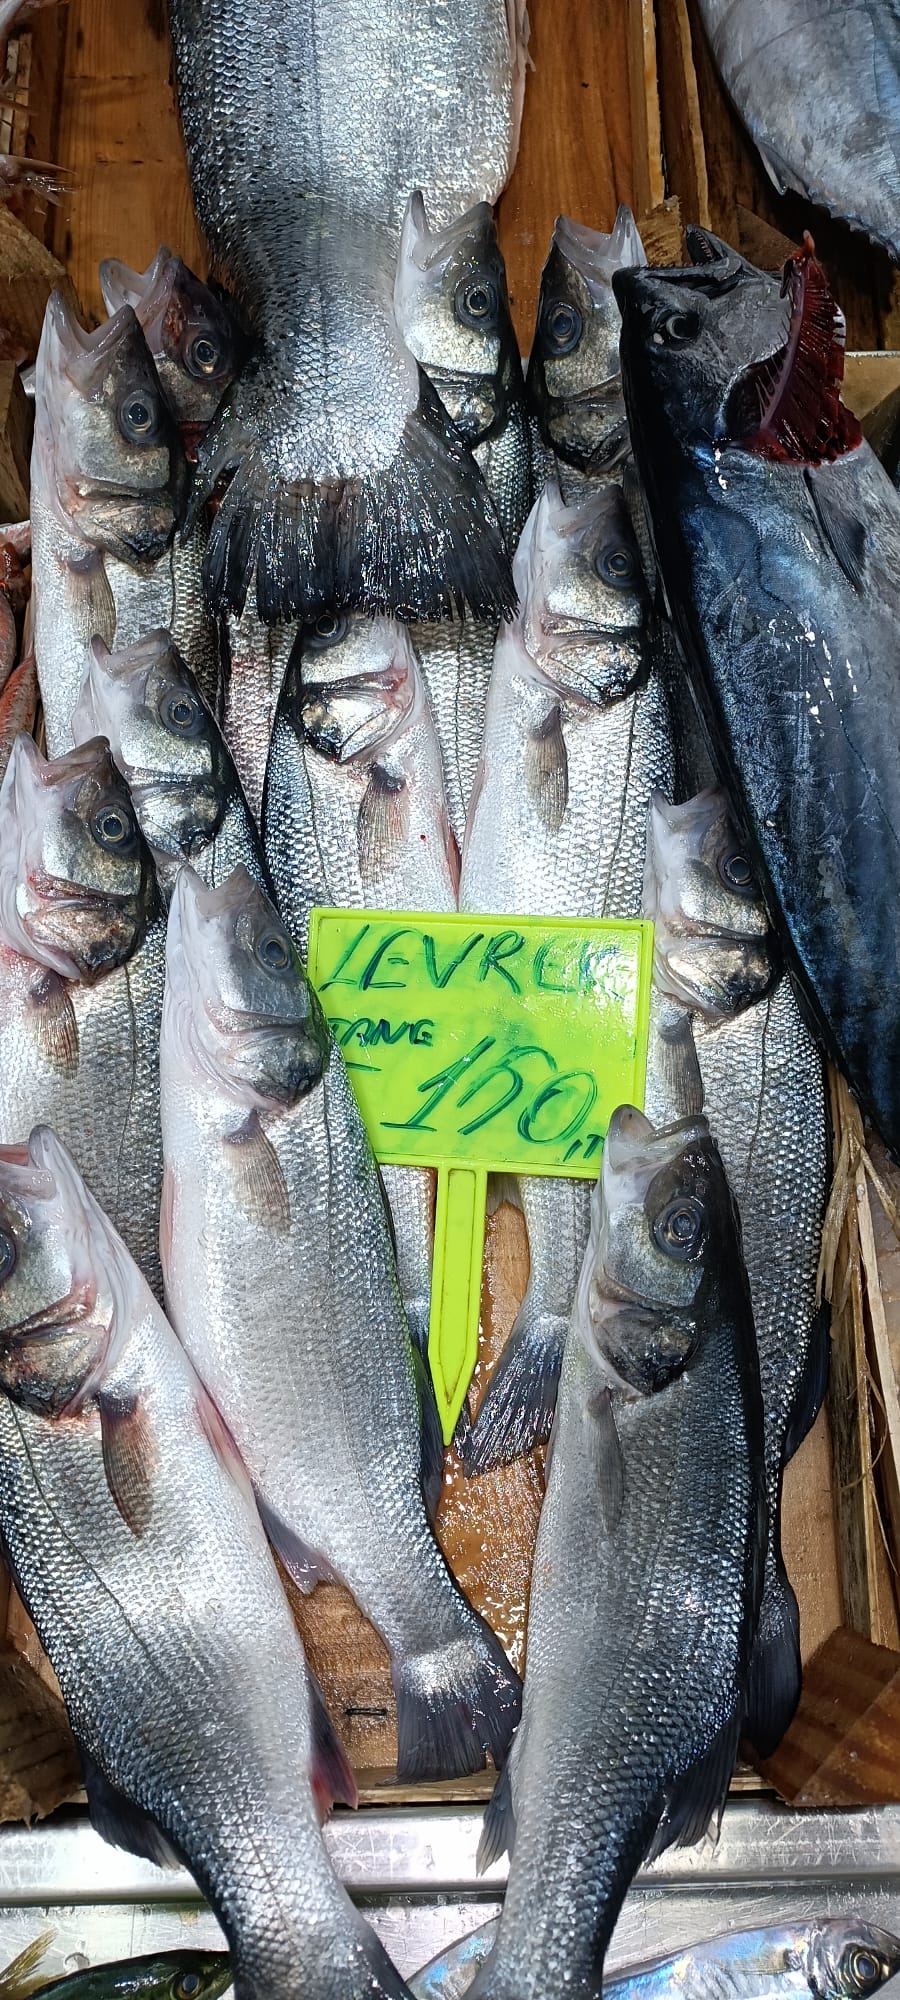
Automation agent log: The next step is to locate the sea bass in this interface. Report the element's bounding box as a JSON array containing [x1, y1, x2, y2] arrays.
[[695, 0, 900, 260], [460, 480, 674, 1468], [616, 231, 900, 1159], [644, 789, 830, 1754], [526, 207, 645, 491], [468, 1107, 765, 2000], [168, 0, 526, 623], [18, 1954, 232, 2000], [160, 866, 521, 1780], [100, 244, 241, 450], [31, 293, 185, 756], [0, 1125, 418, 2000], [220, 610, 296, 826], [395, 194, 533, 843], [0, 735, 165, 1294], [74, 629, 269, 899], [263, 613, 457, 1356]]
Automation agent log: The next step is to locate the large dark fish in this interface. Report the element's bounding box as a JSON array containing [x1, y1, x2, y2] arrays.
[[467, 1106, 766, 2000], [695, 0, 900, 260], [615, 232, 900, 1160], [526, 208, 645, 489], [168, 0, 527, 624]]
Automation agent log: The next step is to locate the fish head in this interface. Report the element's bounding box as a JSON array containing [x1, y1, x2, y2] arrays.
[[526, 207, 645, 472], [36, 291, 186, 557], [75, 632, 228, 867], [297, 613, 419, 763], [644, 788, 778, 1015], [0, 733, 154, 979], [85, 1953, 234, 2000], [807, 1921, 900, 2000], [578, 1105, 734, 1392], [516, 480, 646, 702], [100, 246, 241, 443], [166, 865, 330, 1111], [395, 191, 517, 443], [0, 1126, 122, 1419]]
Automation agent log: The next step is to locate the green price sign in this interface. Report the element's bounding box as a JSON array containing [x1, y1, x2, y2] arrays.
[[307, 910, 653, 1441]]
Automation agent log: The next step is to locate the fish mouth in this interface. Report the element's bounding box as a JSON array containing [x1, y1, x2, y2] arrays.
[[301, 664, 415, 762], [25, 869, 137, 917]]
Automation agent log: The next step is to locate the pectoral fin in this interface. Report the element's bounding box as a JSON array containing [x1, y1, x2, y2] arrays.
[[27, 971, 79, 1078], [222, 1111, 290, 1233], [97, 1390, 157, 1537]]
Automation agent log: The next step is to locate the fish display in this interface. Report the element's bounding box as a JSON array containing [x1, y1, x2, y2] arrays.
[[160, 865, 521, 1780], [167, 0, 526, 623], [74, 629, 269, 899], [467, 1106, 765, 2000], [644, 790, 830, 1753], [461, 480, 674, 1468], [395, 195, 532, 842], [526, 207, 645, 489], [0, 1125, 417, 2000], [616, 231, 900, 1161], [0, 734, 166, 1296], [695, 0, 900, 260], [17, 1954, 232, 2000], [99, 246, 241, 452], [263, 613, 456, 1355]]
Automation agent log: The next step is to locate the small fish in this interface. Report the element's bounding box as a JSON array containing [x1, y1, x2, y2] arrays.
[[99, 245, 241, 450], [74, 629, 269, 898], [17, 1953, 231, 2000], [526, 208, 645, 488], [160, 864, 521, 1781], [0, 734, 166, 1294], [467, 1106, 766, 2000]]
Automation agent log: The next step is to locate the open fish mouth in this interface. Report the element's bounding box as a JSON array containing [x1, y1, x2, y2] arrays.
[[25, 869, 138, 916]]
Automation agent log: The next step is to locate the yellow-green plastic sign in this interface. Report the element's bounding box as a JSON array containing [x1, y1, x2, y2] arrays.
[[307, 910, 653, 1443]]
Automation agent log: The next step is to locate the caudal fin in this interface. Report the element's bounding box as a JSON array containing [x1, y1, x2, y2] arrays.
[[191, 374, 516, 627], [463, 1311, 563, 1473], [393, 1617, 521, 1783]]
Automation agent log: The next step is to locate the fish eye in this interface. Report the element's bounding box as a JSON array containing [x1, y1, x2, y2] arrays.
[[718, 846, 755, 895], [652, 1196, 706, 1262], [306, 612, 348, 651], [653, 309, 701, 348], [454, 275, 499, 329], [118, 387, 161, 444], [0, 1228, 16, 1285], [175, 1977, 201, 2000], [542, 298, 583, 356], [161, 688, 204, 738], [847, 1950, 884, 1992], [92, 803, 137, 853], [255, 928, 292, 972], [595, 543, 637, 589], [187, 333, 221, 378]]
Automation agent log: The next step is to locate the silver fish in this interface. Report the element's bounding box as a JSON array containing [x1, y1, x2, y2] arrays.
[[73, 629, 269, 900], [168, 0, 527, 623], [0, 734, 165, 1296], [99, 244, 242, 446], [159, 865, 521, 1781], [0, 1125, 416, 2000], [468, 1106, 766, 2000], [221, 609, 296, 826], [526, 208, 645, 491], [460, 480, 674, 1469], [644, 789, 830, 1755], [263, 612, 457, 1355], [395, 193, 533, 844]]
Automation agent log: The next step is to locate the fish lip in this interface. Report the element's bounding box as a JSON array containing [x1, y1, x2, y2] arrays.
[[25, 868, 136, 916], [206, 1000, 304, 1041]]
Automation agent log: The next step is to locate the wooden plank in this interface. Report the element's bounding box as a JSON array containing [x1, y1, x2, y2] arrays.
[[653, 0, 709, 230], [0, 205, 77, 364], [0, 361, 31, 518], [761, 1627, 900, 1807], [625, 0, 666, 222]]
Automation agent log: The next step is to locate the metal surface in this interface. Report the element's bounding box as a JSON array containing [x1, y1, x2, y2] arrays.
[[0, 1800, 898, 1984]]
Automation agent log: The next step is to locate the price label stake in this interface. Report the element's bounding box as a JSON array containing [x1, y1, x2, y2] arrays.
[[307, 910, 653, 1443]]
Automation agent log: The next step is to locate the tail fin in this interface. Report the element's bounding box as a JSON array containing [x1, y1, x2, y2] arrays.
[[192, 373, 516, 626], [393, 1618, 522, 1782], [742, 1555, 801, 1759], [463, 1309, 564, 1473]]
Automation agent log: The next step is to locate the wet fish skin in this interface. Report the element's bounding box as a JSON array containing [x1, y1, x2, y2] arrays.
[[74, 628, 269, 899], [221, 609, 295, 825], [160, 865, 521, 1781], [0, 734, 165, 1295], [100, 245, 242, 442], [460, 481, 674, 1470], [645, 788, 830, 1755], [469, 1106, 765, 2000], [616, 232, 900, 1160], [696, 0, 900, 260], [0, 1126, 417, 2000], [526, 208, 645, 483], [21, 1954, 232, 2000]]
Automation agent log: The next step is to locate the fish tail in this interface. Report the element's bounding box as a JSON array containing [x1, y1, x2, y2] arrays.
[[742, 1554, 801, 1759], [463, 1309, 564, 1472], [193, 375, 516, 626], [392, 1618, 521, 1783]]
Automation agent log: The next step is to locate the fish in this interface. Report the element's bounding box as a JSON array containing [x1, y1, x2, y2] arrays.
[[263, 612, 457, 1355], [395, 193, 533, 843], [160, 864, 521, 1781], [695, 0, 900, 260], [99, 245, 242, 451], [168, 0, 526, 623], [0, 734, 166, 1296], [0, 653, 37, 781], [467, 1105, 766, 2000], [412, 1920, 900, 2000], [13, 1952, 232, 2000], [220, 609, 296, 826], [615, 230, 900, 1160], [460, 479, 674, 1469], [0, 1124, 418, 2000], [73, 629, 270, 900], [30, 292, 185, 757], [526, 207, 645, 490], [644, 788, 830, 1755]]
